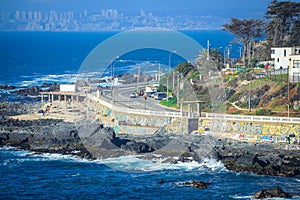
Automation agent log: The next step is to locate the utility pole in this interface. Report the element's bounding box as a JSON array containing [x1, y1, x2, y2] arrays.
[[168, 50, 176, 101], [172, 71, 175, 91], [158, 62, 161, 82], [288, 66, 290, 117], [248, 69, 253, 112], [177, 73, 180, 108], [207, 40, 210, 60], [137, 65, 140, 94], [239, 47, 242, 59]]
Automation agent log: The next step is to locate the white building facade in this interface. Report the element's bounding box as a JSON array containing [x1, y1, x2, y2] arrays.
[[271, 46, 300, 82]]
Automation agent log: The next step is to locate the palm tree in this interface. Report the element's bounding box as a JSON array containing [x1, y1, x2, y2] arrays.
[[195, 49, 209, 65]]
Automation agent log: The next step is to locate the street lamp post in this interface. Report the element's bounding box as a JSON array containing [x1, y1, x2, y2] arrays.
[[168, 50, 176, 101], [110, 56, 119, 104], [227, 45, 231, 67], [151, 61, 161, 82]]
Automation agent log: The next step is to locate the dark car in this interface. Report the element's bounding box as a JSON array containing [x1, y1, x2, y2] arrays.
[[146, 91, 156, 97], [155, 92, 167, 100]]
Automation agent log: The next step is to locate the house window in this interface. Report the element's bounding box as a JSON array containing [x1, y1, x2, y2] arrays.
[[271, 49, 275, 54], [293, 60, 300, 68], [292, 72, 300, 82], [277, 58, 280, 62], [284, 49, 286, 57]]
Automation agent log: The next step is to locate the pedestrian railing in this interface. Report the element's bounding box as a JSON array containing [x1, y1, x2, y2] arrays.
[[204, 113, 300, 124]]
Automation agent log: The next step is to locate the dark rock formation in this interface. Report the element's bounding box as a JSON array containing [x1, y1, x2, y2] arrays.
[[179, 180, 211, 189], [0, 101, 41, 116], [213, 138, 300, 177], [120, 141, 153, 153], [0, 103, 300, 178], [11, 86, 42, 96], [0, 84, 17, 90], [0, 117, 92, 159], [5, 83, 59, 98], [252, 187, 292, 199]]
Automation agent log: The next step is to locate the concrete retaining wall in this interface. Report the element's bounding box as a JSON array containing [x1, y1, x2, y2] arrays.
[[85, 93, 300, 141]]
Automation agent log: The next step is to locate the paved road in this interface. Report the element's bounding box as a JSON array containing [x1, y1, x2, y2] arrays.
[[101, 86, 179, 112]]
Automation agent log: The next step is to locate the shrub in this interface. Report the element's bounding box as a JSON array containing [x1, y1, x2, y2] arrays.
[[255, 109, 273, 116]]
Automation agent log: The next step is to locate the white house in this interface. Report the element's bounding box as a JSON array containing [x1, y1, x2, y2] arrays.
[[60, 84, 76, 92], [271, 46, 300, 82], [289, 52, 300, 82]]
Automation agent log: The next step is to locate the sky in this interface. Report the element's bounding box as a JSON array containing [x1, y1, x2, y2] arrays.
[[0, 0, 272, 17]]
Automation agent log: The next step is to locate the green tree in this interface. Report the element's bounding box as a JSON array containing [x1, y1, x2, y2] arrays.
[[265, 0, 300, 47], [223, 18, 264, 66], [287, 19, 300, 46], [175, 62, 196, 77], [209, 48, 224, 70]]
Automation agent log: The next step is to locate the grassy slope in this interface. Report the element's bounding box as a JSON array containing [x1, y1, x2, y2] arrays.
[[224, 76, 300, 117]]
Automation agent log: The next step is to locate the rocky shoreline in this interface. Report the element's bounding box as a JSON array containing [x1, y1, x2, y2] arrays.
[[0, 101, 300, 178]]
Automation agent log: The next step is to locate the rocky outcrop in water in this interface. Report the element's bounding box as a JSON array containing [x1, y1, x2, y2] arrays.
[[0, 117, 92, 159], [252, 187, 293, 199], [0, 84, 17, 90], [178, 180, 211, 189], [213, 138, 300, 177], [11, 86, 42, 96]]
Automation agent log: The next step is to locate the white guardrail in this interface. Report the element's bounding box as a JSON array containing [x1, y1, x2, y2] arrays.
[[204, 113, 300, 124], [87, 94, 182, 118], [87, 94, 300, 123]]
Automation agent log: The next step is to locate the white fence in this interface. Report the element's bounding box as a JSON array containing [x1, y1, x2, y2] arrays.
[[87, 93, 182, 118], [87, 93, 300, 123], [204, 113, 300, 124]]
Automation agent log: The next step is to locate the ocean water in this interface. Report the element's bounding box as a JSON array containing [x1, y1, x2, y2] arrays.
[[1, 31, 299, 199], [0, 30, 237, 87], [1, 147, 300, 199], [0, 30, 238, 102]]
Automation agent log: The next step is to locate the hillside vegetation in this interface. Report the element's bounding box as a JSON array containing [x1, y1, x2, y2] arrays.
[[167, 62, 300, 117]]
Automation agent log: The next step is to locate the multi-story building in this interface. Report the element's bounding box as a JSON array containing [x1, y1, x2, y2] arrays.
[[289, 48, 300, 82], [271, 46, 300, 82]]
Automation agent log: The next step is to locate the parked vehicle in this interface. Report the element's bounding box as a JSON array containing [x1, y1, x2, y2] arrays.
[[137, 90, 144, 96], [146, 91, 156, 97], [154, 92, 167, 100], [130, 93, 137, 98]]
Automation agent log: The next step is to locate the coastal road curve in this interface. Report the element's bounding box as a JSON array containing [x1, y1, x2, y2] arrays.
[[102, 86, 179, 112]]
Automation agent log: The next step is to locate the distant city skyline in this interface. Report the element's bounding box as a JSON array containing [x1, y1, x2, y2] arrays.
[[0, 8, 230, 31], [1, 0, 271, 18], [0, 0, 285, 32]]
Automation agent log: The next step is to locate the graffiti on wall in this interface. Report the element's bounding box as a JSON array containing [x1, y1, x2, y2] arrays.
[[204, 119, 299, 137]]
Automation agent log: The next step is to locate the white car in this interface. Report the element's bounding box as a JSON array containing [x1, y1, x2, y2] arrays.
[[130, 93, 137, 98]]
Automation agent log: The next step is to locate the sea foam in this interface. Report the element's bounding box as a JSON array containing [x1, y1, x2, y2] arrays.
[[97, 155, 225, 172]]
